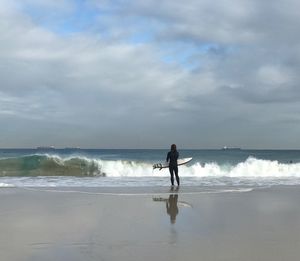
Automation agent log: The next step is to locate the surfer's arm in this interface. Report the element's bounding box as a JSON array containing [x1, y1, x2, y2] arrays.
[[166, 152, 170, 162], [175, 151, 179, 160]]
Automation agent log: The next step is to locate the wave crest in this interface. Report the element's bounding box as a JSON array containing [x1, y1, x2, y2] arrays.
[[0, 154, 104, 177], [1, 155, 300, 178], [187, 157, 300, 177]]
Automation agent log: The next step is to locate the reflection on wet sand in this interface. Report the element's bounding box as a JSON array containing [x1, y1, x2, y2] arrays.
[[166, 193, 178, 224], [152, 187, 192, 224]]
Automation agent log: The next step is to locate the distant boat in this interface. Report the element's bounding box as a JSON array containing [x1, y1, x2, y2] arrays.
[[36, 146, 55, 150], [222, 146, 241, 151]]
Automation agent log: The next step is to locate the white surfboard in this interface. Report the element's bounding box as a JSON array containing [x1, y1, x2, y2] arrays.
[[153, 157, 192, 170]]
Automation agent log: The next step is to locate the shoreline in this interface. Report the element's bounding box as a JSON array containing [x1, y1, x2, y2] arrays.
[[1, 185, 300, 261]]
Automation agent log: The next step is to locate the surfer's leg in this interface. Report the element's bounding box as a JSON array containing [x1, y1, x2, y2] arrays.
[[169, 167, 174, 186], [174, 166, 179, 186]]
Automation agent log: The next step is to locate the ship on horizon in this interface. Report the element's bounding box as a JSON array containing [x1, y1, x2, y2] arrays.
[[36, 146, 55, 150], [222, 146, 241, 151]]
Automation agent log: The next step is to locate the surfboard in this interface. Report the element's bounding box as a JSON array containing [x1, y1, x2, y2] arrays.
[[153, 157, 192, 170], [152, 197, 193, 208]]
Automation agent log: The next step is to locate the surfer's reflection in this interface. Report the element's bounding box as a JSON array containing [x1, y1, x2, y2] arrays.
[[166, 193, 179, 224], [153, 187, 183, 224]]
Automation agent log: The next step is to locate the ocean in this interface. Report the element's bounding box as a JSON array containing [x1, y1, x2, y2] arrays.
[[1, 148, 300, 189]]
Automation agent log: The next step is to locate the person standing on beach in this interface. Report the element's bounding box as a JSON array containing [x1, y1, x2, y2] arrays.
[[166, 144, 180, 186]]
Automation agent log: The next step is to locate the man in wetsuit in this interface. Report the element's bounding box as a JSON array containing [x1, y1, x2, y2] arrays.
[[166, 144, 180, 186]]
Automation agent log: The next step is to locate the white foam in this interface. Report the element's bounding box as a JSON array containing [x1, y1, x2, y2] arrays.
[[3, 153, 300, 179], [0, 182, 15, 187], [98, 157, 300, 178], [189, 157, 300, 178], [99, 160, 158, 177]]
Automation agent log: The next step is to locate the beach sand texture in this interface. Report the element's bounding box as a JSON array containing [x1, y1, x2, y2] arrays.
[[1, 186, 300, 261]]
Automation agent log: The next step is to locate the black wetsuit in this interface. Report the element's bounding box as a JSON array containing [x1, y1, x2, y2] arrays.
[[166, 150, 179, 186]]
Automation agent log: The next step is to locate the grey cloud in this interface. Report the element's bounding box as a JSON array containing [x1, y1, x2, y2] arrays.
[[0, 2, 197, 147], [1, 0, 300, 148], [219, 84, 300, 104]]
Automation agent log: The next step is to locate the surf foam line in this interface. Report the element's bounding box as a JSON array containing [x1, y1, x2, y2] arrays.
[[1, 154, 300, 178], [19, 187, 253, 196], [0, 183, 14, 187], [109, 156, 300, 178]]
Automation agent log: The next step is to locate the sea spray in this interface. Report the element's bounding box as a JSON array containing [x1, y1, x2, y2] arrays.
[[1, 154, 300, 178], [0, 154, 104, 177]]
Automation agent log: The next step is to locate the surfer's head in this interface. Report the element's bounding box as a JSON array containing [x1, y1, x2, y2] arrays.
[[171, 144, 177, 151]]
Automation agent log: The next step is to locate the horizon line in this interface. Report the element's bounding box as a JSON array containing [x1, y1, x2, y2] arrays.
[[1, 147, 300, 151]]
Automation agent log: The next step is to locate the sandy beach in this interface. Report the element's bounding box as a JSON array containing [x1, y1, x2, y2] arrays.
[[1, 186, 300, 261]]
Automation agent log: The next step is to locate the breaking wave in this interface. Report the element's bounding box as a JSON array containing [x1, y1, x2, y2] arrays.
[[0, 154, 104, 177], [1, 154, 300, 178]]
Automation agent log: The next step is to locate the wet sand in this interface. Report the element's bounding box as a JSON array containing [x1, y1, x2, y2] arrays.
[[1, 186, 300, 261]]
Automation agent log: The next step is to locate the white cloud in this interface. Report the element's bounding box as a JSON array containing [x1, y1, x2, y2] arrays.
[[257, 65, 293, 86], [1, 0, 300, 148]]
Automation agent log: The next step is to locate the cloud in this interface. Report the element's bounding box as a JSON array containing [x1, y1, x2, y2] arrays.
[[1, 0, 300, 148], [87, 0, 300, 105]]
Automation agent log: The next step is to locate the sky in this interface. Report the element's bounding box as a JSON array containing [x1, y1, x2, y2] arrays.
[[1, 0, 300, 149]]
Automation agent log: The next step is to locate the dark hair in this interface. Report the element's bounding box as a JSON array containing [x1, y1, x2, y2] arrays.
[[171, 144, 177, 151]]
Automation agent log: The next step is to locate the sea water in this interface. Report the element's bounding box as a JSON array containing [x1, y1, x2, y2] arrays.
[[1, 148, 300, 189]]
